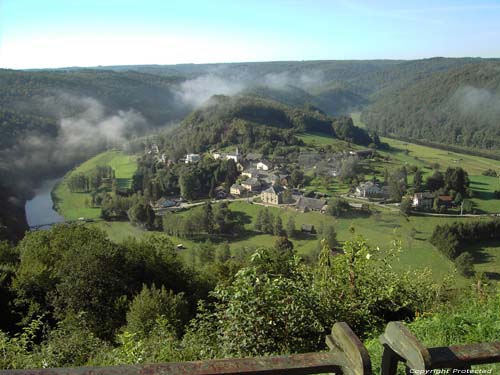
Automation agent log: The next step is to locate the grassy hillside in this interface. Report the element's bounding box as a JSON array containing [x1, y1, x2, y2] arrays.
[[53, 150, 137, 220]]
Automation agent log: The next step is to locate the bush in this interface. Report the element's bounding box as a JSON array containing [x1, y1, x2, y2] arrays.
[[454, 252, 474, 277]]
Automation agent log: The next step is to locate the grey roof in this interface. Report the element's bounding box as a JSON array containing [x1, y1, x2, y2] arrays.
[[263, 185, 285, 195], [245, 152, 263, 161], [231, 184, 244, 190], [296, 196, 327, 211], [414, 192, 434, 199], [242, 178, 260, 186]]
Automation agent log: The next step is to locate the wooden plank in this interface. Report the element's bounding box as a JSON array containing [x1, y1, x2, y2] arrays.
[[429, 341, 500, 368], [0, 352, 345, 375]]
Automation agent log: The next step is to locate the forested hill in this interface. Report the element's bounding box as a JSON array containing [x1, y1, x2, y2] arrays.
[[155, 95, 377, 159], [0, 69, 188, 125], [361, 62, 500, 156]]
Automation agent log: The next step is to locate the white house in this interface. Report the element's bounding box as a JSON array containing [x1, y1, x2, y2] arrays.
[[256, 160, 273, 171], [185, 154, 201, 163], [413, 192, 434, 209], [355, 181, 382, 198]]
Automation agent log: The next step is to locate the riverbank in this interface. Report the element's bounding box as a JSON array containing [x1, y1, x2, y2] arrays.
[[25, 178, 64, 229], [52, 150, 137, 220]]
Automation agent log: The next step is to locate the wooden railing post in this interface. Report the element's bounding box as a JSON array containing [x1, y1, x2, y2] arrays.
[[379, 321, 500, 374], [326, 322, 372, 375]]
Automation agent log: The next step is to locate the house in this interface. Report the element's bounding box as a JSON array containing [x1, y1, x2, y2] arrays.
[[226, 148, 240, 163], [438, 195, 454, 208], [413, 192, 434, 210], [295, 197, 327, 213], [230, 184, 246, 196], [261, 185, 284, 205], [241, 178, 261, 192], [355, 181, 382, 198], [212, 151, 223, 160], [153, 197, 178, 209], [349, 150, 375, 159], [256, 159, 273, 171], [241, 168, 259, 179], [301, 224, 316, 234], [213, 148, 241, 162], [245, 152, 263, 162], [185, 153, 201, 163]]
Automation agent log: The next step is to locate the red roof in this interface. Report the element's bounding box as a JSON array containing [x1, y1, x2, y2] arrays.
[[438, 195, 453, 202]]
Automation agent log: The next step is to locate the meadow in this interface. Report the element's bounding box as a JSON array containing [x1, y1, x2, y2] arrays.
[[53, 150, 137, 220]]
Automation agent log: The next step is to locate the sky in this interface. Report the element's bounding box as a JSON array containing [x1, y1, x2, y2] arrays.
[[1, 0, 500, 69]]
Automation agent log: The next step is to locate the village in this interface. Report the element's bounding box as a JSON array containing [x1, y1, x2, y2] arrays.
[[143, 142, 466, 224]]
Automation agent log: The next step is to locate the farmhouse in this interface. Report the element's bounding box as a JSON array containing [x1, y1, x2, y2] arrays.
[[261, 185, 284, 205], [295, 197, 327, 213], [241, 168, 259, 179], [355, 181, 382, 198], [241, 178, 261, 192], [413, 192, 434, 210], [438, 195, 454, 208], [230, 184, 246, 196]]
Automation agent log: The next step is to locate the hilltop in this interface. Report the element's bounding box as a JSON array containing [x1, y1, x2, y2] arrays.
[[154, 95, 377, 159]]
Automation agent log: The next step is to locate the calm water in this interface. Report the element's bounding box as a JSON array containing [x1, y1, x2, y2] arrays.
[[25, 178, 64, 229]]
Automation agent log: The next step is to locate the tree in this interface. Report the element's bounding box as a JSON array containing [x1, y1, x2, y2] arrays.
[[202, 203, 214, 234], [413, 169, 423, 192], [327, 198, 350, 217], [319, 225, 337, 249], [444, 167, 470, 197], [426, 171, 444, 192], [274, 236, 294, 253], [273, 215, 284, 236], [286, 217, 296, 238], [261, 209, 273, 234], [125, 284, 189, 338], [254, 210, 264, 232], [400, 198, 412, 216], [290, 169, 305, 188], [128, 202, 155, 229], [184, 249, 324, 357], [455, 252, 474, 277]]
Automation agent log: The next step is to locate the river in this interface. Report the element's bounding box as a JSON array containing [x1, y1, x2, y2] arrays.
[[25, 178, 65, 229]]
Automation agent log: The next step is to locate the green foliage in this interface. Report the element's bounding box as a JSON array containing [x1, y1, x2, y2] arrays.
[[430, 220, 500, 260], [38, 313, 109, 368], [315, 237, 441, 334], [399, 197, 413, 216], [454, 252, 475, 277], [186, 248, 324, 358], [327, 198, 350, 217], [125, 284, 188, 338], [482, 168, 498, 177], [331, 116, 374, 146], [0, 317, 45, 370]]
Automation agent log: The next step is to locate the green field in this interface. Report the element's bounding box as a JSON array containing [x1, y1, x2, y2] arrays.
[[225, 201, 467, 282], [53, 150, 137, 220]]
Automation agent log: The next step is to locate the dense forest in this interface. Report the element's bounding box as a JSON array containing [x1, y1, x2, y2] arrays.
[[362, 62, 500, 155]]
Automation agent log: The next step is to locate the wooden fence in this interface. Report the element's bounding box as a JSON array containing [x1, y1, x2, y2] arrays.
[[1, 321, 499, 375]]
